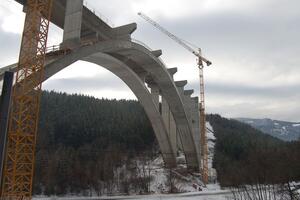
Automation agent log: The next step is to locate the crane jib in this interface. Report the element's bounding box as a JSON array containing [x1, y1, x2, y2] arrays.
[[138, 12, 212, 66]]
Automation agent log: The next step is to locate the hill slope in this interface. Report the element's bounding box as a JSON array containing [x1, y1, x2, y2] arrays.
[[35, 91, 157, 195], [236, 118, 300, 141], [207, 114, 300, 186]]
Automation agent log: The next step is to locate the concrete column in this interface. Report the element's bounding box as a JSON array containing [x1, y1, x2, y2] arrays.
[[182, 91, 201, 166], [176, 84, 201, 169], [161, 97, 177, 154], [181, 93, 201, 163], [181, 90, 202, 170], [190, 97, 201, 167], [170, 111, 176, 153], [149, 84, 159, 110], [182, 91, 193, 123], [175, 81, 187, 151], [62, 0, 83, 48], [160, 68, 178, 154]]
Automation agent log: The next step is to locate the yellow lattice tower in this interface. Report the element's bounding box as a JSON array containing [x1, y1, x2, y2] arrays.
[[198, 50, 209, 185], [199, 68, 209, 185], [0, 0, 52, 199]]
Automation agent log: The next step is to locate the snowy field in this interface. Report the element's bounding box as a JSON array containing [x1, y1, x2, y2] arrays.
[[33, 191, 232, 200], [33, 185, 232, 200]]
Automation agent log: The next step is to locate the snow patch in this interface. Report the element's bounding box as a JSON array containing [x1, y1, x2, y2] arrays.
[[293, 124, 300, 127], [206, 122, 217, 182], [148, 154, 201, 193], [206, 122, 216, 141]]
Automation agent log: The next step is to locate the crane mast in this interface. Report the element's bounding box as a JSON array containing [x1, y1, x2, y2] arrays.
[[138, 12, 211, 184], [198, 50, 209, 184], [1, 0, 53, 199]]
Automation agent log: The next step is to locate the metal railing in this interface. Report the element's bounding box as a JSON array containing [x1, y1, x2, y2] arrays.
[[45, 45, 72, 56], [45, 45, 61, 53]]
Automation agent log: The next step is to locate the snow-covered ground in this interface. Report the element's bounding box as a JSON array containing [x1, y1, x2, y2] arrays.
[[34, 122, 226, 200], [149, 122, 218, 193], [33, 190, 232, 200], [206, 122, 217, 182]]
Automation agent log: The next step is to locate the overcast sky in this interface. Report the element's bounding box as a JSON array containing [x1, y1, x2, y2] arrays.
[[0, 0, 299, 121]]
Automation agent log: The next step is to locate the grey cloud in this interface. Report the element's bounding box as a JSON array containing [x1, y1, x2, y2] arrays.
[[186, 80, 300, 121], [136, 10, 300, 62], [187, 81, 300, 100], [133, 0, 300, 115], [208, 102, 300, 122], [0, 30, 21, 66]]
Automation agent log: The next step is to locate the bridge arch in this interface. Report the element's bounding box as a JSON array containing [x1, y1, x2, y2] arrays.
[[2, 40, 200, 169], [45, 51, 177, 167]]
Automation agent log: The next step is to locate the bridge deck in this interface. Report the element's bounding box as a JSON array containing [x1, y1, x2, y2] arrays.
[[15, 0, 114, 40]]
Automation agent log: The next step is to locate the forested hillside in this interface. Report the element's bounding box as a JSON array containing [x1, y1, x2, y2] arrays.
[[32, 91, 300, 195], [34, 91, 157, 195], [207, 114, 300, 187], [236, 118, 300, 141]]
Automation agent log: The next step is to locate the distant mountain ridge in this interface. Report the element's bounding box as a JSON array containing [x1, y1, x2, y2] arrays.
[[236, 118, 300, 141]]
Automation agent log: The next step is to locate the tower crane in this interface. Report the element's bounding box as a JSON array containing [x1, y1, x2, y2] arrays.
[[0, 0, 53, 199], [138, 12, 211, 184]]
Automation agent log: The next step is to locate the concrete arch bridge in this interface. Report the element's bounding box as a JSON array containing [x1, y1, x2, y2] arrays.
[[0, 0, 202, 171]]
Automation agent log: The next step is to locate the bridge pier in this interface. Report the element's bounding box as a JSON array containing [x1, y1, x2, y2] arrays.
[[162, 68, 179, 155], [161, 97, 177, 155], [148, 68, 179, 157], [184, 92, 201, 169], [149, 84, 160, 110], [175, 81, 201, 170], [62, 0, 83, 48]]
